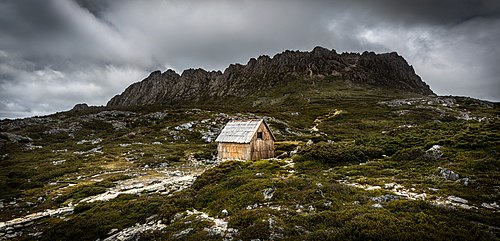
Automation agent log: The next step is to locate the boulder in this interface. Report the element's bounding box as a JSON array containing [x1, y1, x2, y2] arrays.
[[263, 187, 276, 200], [438, 167, 460, 180]]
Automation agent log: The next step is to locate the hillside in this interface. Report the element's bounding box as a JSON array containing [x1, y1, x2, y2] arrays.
[[107, 47, 433, 107], [0, 49, 499, 240]]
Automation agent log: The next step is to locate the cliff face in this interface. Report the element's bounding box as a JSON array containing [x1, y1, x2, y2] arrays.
[[107, 46, 434, 107]]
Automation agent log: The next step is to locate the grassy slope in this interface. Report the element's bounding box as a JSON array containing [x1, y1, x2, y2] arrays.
[[0, 76, 499, 240]]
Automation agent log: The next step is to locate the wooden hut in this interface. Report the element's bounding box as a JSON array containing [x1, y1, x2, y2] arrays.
[[216, 119, 275, 160]]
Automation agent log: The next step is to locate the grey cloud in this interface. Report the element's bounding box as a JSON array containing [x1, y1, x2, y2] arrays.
[[347, 0, 500, 25], [1, 0, 499, 119]]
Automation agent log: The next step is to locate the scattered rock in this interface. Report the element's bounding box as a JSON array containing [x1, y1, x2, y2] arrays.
[[172, 228, 193, 239], [425, 145, 443, 159], [370, 195, 400, 203], [308, 205, 316, 212], [174, 122, 196, 131], [183, 209, 238, 238], [246, 203, 259, 210], [73, 146, 103, 155], [456, 177, 470, 186], [438, 167, 460, 180], [0, 206, 74, 234], [110, 121, 127, 130], [289, 146, 300, 156], [481, 202, 499, 209], [77, 138, 102, 145], [263, 187, 276, 200], [146, 112, 167, 120], [52, 160, 66, 165], [81, 174, 196, 203], [276, 152, 288, 159], [221, 209, 229, 217], [24, 143, 42, 150], [371, 203, 383, 208], [447, 196, 468, 204], [104, 221, 166, 241], [0, 132, 32, 143]]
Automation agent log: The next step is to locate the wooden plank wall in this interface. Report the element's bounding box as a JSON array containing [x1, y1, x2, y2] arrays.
[[218, 143, 251, 160], [250, 122, 274, 160]]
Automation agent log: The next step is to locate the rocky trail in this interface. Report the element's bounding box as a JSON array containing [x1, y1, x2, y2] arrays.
[[0, 164, 207, 240]]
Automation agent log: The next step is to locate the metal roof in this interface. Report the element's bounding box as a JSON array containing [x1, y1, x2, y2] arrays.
[[215, 119, 267, 143]]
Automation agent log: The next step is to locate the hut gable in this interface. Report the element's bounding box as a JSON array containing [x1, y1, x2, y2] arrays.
[[216, 119, 275, 160]]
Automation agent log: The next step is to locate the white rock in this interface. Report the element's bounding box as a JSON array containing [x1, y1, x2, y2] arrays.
[[481, 202, 499, 209], [172, 228, 193, 239], [447, 196, 468, 204], [426, 145, 443, 159], [263, 187, 276, 200], [221, 209, 229, 216], [52, 160, 66, 165], [438, 167, 460, 180]]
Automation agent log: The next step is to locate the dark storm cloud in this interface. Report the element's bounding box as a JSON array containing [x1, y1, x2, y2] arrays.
[[1, 0, 499, 119], [347, 0, 500, 25]]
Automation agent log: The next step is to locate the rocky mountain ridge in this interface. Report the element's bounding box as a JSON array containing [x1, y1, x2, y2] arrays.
[[107, 46, 434, 107]]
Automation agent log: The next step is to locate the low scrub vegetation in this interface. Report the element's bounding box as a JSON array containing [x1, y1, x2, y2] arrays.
[[0, 80, 498, 240]]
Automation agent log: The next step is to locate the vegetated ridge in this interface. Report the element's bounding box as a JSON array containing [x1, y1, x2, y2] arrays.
[[107, 46, 434, 107]]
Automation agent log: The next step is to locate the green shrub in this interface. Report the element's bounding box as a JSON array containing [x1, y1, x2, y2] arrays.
[[192, 160, 241, 190], [295, 142, 382, 165], [228, 209, 270, 240], [56, 186, 107, 203], [390, 147, 425, 162]]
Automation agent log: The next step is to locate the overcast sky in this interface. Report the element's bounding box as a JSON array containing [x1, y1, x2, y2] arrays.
[[1, 0, 499, 119]]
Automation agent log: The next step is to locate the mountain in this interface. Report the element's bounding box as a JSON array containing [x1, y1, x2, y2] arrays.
[[107, 46, 434, 107]]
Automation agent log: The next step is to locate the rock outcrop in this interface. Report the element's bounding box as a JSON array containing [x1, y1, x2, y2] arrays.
[[107, 46, 434, 107], [71, 103, 89, 111]]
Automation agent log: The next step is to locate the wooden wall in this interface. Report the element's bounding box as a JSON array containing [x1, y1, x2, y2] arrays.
[[217, 121, 274, 160], [218, 142, 251, 160], [250, 122, 274, 160]]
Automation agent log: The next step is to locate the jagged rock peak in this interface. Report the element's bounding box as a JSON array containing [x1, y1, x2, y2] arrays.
[[107, 46, 434, 107]]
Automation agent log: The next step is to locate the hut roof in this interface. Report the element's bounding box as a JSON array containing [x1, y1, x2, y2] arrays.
[[215, 119, 275, 143]]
